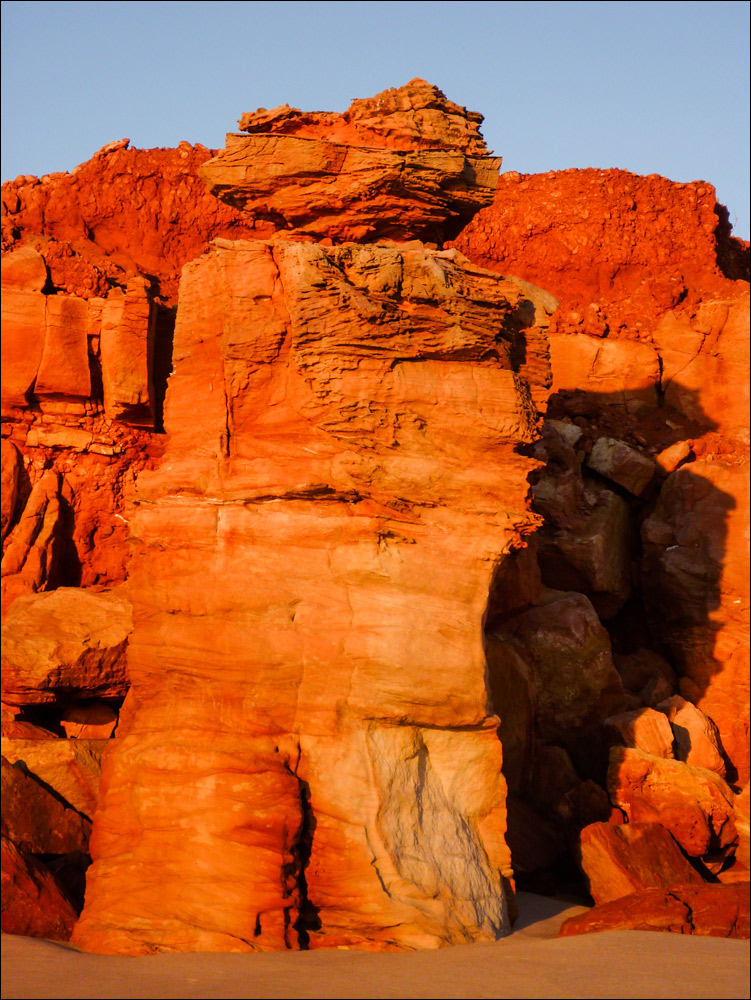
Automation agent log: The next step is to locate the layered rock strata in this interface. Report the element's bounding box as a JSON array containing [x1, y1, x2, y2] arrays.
[[2, 80, 749, 949], [72, 239, 553, 953], [199, 80, 500, 242]]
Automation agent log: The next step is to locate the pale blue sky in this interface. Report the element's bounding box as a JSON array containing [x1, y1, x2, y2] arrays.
[[2, 0, 749, 238]]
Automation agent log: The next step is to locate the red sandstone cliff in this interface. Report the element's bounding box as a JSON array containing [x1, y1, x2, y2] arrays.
[[1, 80, 749, 949]]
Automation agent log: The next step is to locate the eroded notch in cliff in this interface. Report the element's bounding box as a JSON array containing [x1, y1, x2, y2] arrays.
[[151, 304, 176, 433], [291, 778, 320, 949]]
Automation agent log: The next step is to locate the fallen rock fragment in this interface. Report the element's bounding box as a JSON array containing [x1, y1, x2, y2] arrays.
[[491, 590, 624, 743], [656, 695, 726, 776], [1, 587, 132, 705], [586, 436, 655, 496], [558, 882, 750, 938], [1, 756, 91, 854], [603, 707, 675, 758], [1, 835, 78, 940], [608, 747, 737, 860], [0, 738, 109, 818], [578, 821, 704, 904]]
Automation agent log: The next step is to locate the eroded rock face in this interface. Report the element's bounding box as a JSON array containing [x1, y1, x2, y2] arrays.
[[72, 239, 553, 954], [199, 81, 500, 242], [452, 167, 750, 787], [2, 82, 749, 948]]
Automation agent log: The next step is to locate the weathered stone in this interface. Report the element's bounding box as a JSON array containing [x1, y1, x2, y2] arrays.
[[0, 738, 109, 818], [100, 277, 155, 423], [1, 835, 78, 940], [1, 438, 21, 541], [1, 587, 131, 705], [608, 747, 737, 859], [1, 756, 91, 854], [603, 707, 675, 758], [655, 439, 692, 474], [586, 436, 655, 496], [578, 821, 704, 904], [35, 295, 91, 397], [61, 701, 117, 740], [0, 469, 62, 616], [613, 648, 676, 696], [559, 882, 750, 938], [0, 245, 47, 291], [642, 458, 749, 784], [0, 287, 46, 408], [491, 590, 624, 743], [72, 238, 551, 955], [656, 695, 726, 776], [535, 476, 632, 619], [199, 81, 500, 243]]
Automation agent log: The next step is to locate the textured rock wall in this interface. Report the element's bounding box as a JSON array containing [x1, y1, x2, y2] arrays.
[[2, 81, 749, 948], [452, 169, 750, 787], [72, 239, 554, 953]]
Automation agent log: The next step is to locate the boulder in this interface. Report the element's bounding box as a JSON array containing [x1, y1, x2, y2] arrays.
[[558, 882, 750, 939], [586, 436, 655, 496], [607, 747, 737, 859], [1, 587, 131, 705], [1, 438, 22, 541], [0, 738, 109, 818], [1, 756, 91, 855], [603, 707, 675, 758], [199, 80, 500, 243], [1, 835, 78, 940], [578, 821, 704, 904], [491, 590, 624, 743], [656, 695, 726, 776]]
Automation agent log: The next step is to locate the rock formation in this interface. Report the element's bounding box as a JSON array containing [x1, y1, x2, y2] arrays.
[[1, 79, 749, 948]]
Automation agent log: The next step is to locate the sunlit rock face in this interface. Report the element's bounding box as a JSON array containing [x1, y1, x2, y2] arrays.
[[71, 239, 554, 954], [199, 80, 501, 243]]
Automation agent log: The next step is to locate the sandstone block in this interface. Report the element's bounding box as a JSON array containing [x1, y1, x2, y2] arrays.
[[491, 590, 623, 743], [603, 707, 675, 758], [35, 294, 91, 397], [558, 882, 750, 939], [586, 436, 655, 496], [200, 81, 500, 242], [0, 737, 109, 818], [0, 288, 46, 407], [578, 821, 703, 904], [1, 756, 91, 855], [0, 246, 47, 291], [656, 695, 726, 776], [1, 835, 78, 940], [1, 438, 21, 541], [607, 747, 737, 859], [73, 237, 548, 954], [1, 587, 132, 705]]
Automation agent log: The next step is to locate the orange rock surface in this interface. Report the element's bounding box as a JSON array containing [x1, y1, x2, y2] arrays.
[[2, 79, 749, 949], [71, 237, 554, 954], [200, 81, 500, 242], [558, 882, 750, 939]]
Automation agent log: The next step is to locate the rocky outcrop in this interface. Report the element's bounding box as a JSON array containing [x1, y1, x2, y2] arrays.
[[71, 236, 554, 954], [1, 80, 749, 949], [199, 80, 499, 242], [452, 167, 750, 787]]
